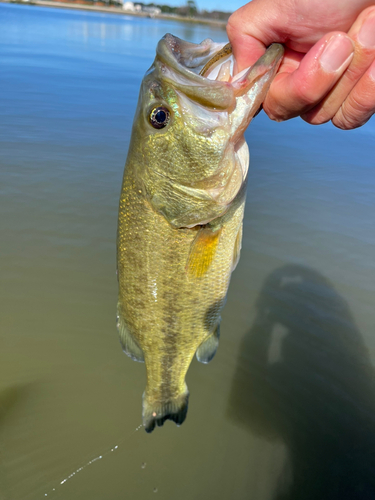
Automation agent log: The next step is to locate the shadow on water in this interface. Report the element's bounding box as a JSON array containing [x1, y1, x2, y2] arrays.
[[0, 385, 29, 427], [228, 264, 375, 499]]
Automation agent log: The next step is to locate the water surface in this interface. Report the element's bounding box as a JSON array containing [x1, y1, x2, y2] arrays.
[[1, 4, 375, 499]]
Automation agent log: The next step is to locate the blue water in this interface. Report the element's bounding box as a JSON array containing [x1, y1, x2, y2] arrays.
[[1, 3, 375, 499]]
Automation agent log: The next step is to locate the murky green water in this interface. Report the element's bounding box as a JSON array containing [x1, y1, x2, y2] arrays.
[[1, 3, 375, 499]]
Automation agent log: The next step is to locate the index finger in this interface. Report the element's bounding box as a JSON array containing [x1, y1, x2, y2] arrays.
[[226, 2, 280, 71]]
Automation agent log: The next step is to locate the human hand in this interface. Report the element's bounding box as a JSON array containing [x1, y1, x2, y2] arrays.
[[227, 0, 375, 129]]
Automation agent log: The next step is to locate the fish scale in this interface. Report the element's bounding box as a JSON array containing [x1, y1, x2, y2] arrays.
[[117, 34, 283, 432]]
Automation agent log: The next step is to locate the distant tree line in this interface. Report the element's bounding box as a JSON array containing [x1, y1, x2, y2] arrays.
[[136, 1, 232, 20], [79, 0, 232, 20]]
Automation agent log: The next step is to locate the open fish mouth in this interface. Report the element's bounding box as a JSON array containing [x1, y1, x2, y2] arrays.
[[138, 34, 284, 229], [155, 33, 284, 107]]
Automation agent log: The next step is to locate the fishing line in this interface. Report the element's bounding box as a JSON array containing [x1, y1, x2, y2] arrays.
[[43, 422, 143, 497]]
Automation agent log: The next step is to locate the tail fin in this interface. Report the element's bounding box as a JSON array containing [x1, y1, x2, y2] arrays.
[[142, 390, 189, 433]]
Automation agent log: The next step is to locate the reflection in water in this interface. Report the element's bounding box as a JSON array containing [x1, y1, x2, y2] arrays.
[[229, 265, 375, 499], [67, 18, 142, 44], [180, 24, 197, 42], [0, 385, 33, 497], [0, 385, 29, 427]]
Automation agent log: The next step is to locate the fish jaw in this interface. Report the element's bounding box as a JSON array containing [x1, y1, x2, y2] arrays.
[[132, 37, 283, 230], [229, 43, 284, 142]]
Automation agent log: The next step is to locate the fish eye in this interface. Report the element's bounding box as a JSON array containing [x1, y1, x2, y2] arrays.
[[149, 106, 170, 129]]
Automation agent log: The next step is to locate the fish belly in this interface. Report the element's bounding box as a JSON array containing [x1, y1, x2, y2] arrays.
[[117, 166, 244, 431]]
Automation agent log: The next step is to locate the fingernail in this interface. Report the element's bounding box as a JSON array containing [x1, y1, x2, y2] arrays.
[[320, 34, 354, 73], [358, 11, 375, 48]]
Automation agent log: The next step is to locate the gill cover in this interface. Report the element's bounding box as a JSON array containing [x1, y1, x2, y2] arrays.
[[132, 35, 283, 229]]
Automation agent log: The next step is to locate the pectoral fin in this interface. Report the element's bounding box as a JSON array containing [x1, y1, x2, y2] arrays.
[[232, 225, 243, 271], [196, 323, 220, 364], [186, 226, 222, 278], [116, 306, 144, 362]]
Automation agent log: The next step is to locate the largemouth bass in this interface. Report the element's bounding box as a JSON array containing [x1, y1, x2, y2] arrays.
[[117, 34, 283, 433]]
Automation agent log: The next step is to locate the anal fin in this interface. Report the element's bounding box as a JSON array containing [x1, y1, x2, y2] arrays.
[[196, 323, 220, 364], [186, 226, 222, 278], [116, 305, 144, 362]]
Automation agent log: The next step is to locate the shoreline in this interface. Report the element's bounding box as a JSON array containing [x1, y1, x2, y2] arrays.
[[2, 0, 227, 28]]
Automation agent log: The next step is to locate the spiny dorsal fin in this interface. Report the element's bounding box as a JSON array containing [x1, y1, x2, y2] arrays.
[[186, 226, 222, 278]]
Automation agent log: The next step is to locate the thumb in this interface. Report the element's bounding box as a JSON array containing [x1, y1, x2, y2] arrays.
[[227, 0, 290, 72]]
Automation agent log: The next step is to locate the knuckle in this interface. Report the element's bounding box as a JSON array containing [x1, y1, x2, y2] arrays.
[[344, 64, 366, 86], [264, 78, 308, 121], [348, 93, 373, 114], [293, 81, 318, 107], [333, 114, 371, 130], [262, 95, 286, 121], [332, 109, 358, 129], [264, 102, 292, 122], [266, 111, 286, 122], [301, 109, 331, 125], [333, 95, 374, 130], [226, 13, 241, 37], [359, 5, 375, 19], [226, 17, 235, 37]]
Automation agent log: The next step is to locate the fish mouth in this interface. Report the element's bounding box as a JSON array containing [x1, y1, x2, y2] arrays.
[[155, 34, 284, 109], [156, 33, 230, 82], [142, 35, 284, 228]]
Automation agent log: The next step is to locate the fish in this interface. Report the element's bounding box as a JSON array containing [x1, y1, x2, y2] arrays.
[[117, 34, 283, 433]]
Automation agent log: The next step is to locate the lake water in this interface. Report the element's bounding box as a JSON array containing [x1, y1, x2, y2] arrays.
[[1, 3, 375, 499]]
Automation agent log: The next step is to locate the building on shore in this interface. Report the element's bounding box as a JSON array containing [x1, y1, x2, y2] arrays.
[[142, 5, 161, 15], [122, 1, 142, 12]]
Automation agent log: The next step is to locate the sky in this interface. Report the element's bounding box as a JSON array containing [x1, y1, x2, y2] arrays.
[[161, 0, 247, 13]]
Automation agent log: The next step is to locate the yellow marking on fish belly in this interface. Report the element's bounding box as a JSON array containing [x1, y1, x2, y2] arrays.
[[186, 226, 222, 278], [199, 43, 232, 77]]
